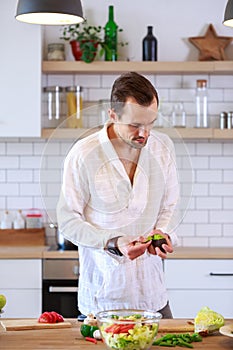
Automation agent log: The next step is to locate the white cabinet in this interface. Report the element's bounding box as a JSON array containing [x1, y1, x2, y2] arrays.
[[0, 259, 42, 317], [164, 259, 233, 319], [0, 1, 41, 137]]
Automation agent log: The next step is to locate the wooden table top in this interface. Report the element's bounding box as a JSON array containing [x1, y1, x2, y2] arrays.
[[0, 319, 232, 350]]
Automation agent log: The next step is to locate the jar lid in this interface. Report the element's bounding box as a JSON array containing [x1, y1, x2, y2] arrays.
[[26, 214, 42, 217], [65, 86, 83, 92], [196, 79, 207, 88], [220, 112, 227, 117], [48, 43, 64, 49], [43, 86, 63, 93]]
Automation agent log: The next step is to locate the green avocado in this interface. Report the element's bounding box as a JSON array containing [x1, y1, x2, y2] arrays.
[[145, 234, 167, 253]]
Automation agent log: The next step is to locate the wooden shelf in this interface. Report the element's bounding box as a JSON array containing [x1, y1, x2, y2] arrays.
[[41, 127, 233, 140], [42, 61, 233, 75]]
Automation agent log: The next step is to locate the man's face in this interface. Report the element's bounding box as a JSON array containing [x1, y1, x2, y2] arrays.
[[110, 97, 158, 149]]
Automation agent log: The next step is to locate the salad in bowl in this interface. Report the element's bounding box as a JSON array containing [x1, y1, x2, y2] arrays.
[[96, 309, 161, 350]]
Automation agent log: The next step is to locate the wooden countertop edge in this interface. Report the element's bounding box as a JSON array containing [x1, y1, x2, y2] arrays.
[[169, 247, 233, 259], [0, 246, 232, 259]]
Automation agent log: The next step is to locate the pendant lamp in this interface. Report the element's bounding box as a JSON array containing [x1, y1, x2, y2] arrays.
[[15, 0, 85, 25], [223, 0, 233, 27]]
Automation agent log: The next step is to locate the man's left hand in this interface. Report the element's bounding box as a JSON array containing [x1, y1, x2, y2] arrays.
[[146, 230, 173, 258]]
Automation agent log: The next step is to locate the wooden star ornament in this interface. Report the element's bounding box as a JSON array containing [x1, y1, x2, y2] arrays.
[[189, 24, 233, 61]]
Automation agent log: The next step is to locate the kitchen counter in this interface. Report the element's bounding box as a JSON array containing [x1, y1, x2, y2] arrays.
[[0, 319, 232, 349], [0, 246, 79, 259], [0, 246, 232, 259], [167, 247, 233, 259]]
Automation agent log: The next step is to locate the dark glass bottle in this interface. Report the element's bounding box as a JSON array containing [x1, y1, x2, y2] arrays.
[[142, 26, 157, 61], [104, 5, 118, 61]]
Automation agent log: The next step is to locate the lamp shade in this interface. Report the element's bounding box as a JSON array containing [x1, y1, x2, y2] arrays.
[[15, 0, 85, 25], [223, 0, 233, 27]]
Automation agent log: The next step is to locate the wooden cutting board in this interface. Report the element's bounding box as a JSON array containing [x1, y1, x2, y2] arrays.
[[0, 319, 72, 331], [159, 319, 194, 333]]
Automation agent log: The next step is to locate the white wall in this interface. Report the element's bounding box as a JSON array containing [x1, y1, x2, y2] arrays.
[[0, 0, 233, 248], [43, 0, 233, 61]]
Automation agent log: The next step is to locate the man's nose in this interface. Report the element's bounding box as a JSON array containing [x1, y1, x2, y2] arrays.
[[138, 125, 150, 137]]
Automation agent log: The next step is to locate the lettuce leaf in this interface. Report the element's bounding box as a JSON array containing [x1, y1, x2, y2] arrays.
[[194, 306, 224, 335]]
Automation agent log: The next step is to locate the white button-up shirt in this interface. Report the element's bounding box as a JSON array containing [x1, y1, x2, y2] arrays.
[[57, 123, 180, 315]]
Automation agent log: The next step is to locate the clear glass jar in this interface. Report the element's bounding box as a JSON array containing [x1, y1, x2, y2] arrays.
[[227, 111, 233, 129], [195, 79, 208, 128], [98, 99, 110, 125], [47, 43, 65, 61], [171, 102, 186, 127], [43, 86, 63, 123], [65, 86, 83, 128]]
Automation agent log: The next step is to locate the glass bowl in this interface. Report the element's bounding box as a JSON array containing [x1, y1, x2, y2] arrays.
[[96, 309, 162, 350]]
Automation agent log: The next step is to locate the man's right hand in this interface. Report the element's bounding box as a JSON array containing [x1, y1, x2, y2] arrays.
[[118, 236, 151, 260]]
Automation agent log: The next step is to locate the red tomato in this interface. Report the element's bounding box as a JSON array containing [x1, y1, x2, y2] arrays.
[[38, 311, 64, 324], [38, 311, 53, 323], [55, 313, 64, 323], [49, 311, 58, 323], [50, 311, 64, 323]]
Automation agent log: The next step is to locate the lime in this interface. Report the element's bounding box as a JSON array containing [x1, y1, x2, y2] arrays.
[[0, 294, 6, 310]]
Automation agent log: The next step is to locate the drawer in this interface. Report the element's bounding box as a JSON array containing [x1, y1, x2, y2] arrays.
[[164, 259, 233, 289], [0, 259, 42, 288]]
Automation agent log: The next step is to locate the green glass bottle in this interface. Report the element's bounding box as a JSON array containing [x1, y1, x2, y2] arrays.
[[104, 5, 118, 61]]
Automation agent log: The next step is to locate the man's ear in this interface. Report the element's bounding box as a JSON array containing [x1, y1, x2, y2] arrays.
[[108, 109, 117, 122]]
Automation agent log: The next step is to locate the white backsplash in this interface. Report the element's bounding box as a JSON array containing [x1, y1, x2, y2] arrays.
[[1, 72, 233, 248]]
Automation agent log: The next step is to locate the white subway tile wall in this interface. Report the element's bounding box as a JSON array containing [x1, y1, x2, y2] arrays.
[[0, 73, 233, 248]]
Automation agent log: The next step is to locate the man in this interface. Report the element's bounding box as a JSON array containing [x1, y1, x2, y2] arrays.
[[57, 72, 180, 318]]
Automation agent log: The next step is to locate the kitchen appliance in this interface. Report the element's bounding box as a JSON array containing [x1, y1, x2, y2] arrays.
[[49, 223, 78, 251], [42, 258, 80, 318]]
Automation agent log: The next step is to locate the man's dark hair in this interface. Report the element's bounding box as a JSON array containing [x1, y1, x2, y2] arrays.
[[110, 72, 159, 115]]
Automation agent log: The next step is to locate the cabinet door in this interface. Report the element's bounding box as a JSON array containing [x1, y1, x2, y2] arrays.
[[164, 259, 233, 318], [0, 1, 41, 137], [0, 259, 42, 317], [1, 289, 41, 318]]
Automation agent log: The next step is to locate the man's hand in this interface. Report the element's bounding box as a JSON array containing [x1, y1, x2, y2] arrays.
[[118, 236, 151, 260], [146, 230, 173, 259]]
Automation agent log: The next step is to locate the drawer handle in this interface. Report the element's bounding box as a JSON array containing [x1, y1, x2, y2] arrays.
[[49, 286, 78, 293], [209, 272, 233, 276]]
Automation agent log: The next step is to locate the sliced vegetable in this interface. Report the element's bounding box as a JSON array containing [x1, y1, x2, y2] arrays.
[[38, 311, 53, 323], [55, 312, 64, 323], [38, 311, 64, 324], [100, 314, 159, 350]]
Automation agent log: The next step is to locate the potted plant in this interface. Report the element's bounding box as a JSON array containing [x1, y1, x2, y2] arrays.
[[61, 21, 128, 63], [61, 22, 104, 63]]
